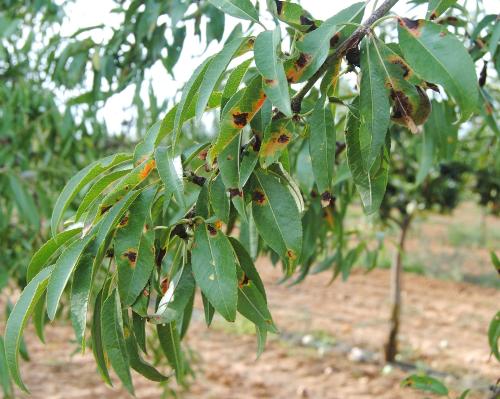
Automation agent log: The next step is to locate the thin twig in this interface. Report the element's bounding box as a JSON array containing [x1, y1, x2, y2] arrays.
[[290, 0, 401, 113]]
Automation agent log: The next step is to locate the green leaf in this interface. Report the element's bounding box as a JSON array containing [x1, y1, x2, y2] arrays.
[[359, 38, 391, 168], [157, 322, 184, 383], [295, 3, 365, 82], [251, 169, 302, 273], [191, 223, 238, 321], [255, 325, 267, 358], [401, 374, 449, 396], [70, 252, 94, 350], [51, 153, 132, 234], [101, 290, 134, 395], [132, 312, 147, 354], [201, 292, 215, 326], [46, 232, 95, 320], [115, 188, 156, 307], [27, 227, 82, 282], [238, 281, 277, 333], [209, 174, 230, 224], [491, 251, 500, 274], [152, 265, 196, 324], [7, 173, 39, 228], [4, 266, 53, 392], [259, 118, 293, 169], [398, 18, 477, 121], [207, 0, 260, 25], [0, 337, 12, 398], [415, 123, 435, 185], [91, 288, 112, 385], [309, 98, 336, 198], [488, 311, 500, 361], [124, 321, 168, 382], [173, 57, 213, 146], [155, 146, 186, 209], [345, 98, 389, 214], [75, 169, 130, 221], [254, 28, 292, 116], [196, 36, 250, 121], [221, 58, 252, 111]]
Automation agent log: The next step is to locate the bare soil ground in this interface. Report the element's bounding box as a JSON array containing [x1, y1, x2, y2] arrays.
[[5, 203, 500, 399]]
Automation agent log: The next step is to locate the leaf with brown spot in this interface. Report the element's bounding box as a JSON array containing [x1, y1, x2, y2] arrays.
[[259, 119, 293, 168], [254, 27, 292, 116], [250, 169, 302, 274], [115, 188, 156, 307]]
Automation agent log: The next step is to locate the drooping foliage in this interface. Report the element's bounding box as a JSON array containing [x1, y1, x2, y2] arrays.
[[2, 0, 499, 396]]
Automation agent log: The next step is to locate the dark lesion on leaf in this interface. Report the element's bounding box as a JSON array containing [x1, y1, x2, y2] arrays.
[[300, 15, 317, 32], [399, 17, 422, 34], [238, 272, 250, 288], [264, 78, 278, 86], [321, 191, 332, 208], [171, 224, 189, 240], [160, 277, 170, 294], [207, 224, 218, 236], [100, 204, 112, 215], [118, 215, 129, 227], [388, 56, 411, 79], [155, 247, 166, 267], [329, 32, 340, 48], [122, 249, 137, 266], [390, 89, 413, 120], [228, 188, 243, 198], [277, 134, 290, 144], [286, 249, 297, 261], [232, 112, 249, 128], [275, 0, 283, 15], [295, 52, 311, 69], [252, 188, 267, 205]]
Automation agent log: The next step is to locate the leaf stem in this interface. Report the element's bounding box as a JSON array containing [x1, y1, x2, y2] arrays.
[[290, 0, 401, 113]]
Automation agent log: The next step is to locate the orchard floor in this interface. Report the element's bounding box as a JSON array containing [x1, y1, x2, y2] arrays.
[[8, 203, 500, 399]]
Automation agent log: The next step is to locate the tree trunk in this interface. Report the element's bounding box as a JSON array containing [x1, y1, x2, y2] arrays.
[[384, 215, 411, 363]]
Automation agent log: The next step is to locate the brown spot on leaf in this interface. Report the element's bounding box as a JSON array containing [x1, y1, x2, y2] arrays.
[[275, 0, 283, 15], [198, 148, 208, 161], [295, 53, 311, 69], [425, 82, 440, 92], [160, 278, 169, 294], [439, 30, 447, 37], [238, 272, 250, 288], [277, 134, 290, 144], [118, 215, 129, 227], [100, 205, 112, 215], [228, 188, 243, 198], [139, 159, 156, 180], [156, 247, 166, 267], [253, 189, 266, 205], [264, 78, 278, 86], [122, 249, 137, 266], [390, 89, 413, 120], [388, 55, 411, 79], [429, 11, 437, 20], [286, 249, 297, 260], [399, 17, 422, 36], [207, 224, 218, 236], [329, 32, 340, 48], [170, 224, 188, 240], [232, 112, 249, 128], [321, 191, 332, 208], [252, 134, 262, 152]]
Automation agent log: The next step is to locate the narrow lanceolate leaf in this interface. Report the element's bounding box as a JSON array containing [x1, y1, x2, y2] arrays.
[[155, 146, 185, 209], [209, 174, 230, 224], [427, 0, 457, 19], [251, 169, 302, 273], [359, 38, 391, 169], [401, 375, 449, 396], [46, 232, 95, 320], [75, 169, 130, 221], [124, 321, 168, 382], [209, 75, 266, 163], [489, 311, 500, 361], [51, 153, 132, 234], [202, 292, 215, 326], [208, 0, 260, 25], [0, 337, 12, 398], [27, 227, 82, 282], [92, 289, 112, 385], [271, 0, 317, 32], [238, 281, 278, 333], [254, 28, 292, 116], [196, 36, 251, 121], [101, 290, 134, 395], [7, 173, 39, 228], [259, 118, 293, 168], [221, 58, 252, 111], [398, 18, 477, 121], [4, 266, 53, 392], [293, 3, 365, 82], [345, 98, 389, 214], [309, 99, 336, 200], [157, 322, 184, 383], [70, 252, 94, 350], [115, 188, 156, 307], [173, 57, 213, 145], [191, 223, 238, 322]]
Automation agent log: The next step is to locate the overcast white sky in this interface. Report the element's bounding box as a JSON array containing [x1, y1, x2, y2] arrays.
[[60, 0, 498, 135]]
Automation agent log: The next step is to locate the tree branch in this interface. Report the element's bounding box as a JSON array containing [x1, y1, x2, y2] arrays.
[[290, 0, 400, 113]]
